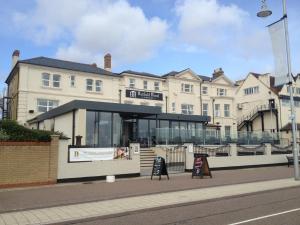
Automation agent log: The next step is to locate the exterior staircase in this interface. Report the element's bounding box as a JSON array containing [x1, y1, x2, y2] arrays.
[[237, 104, 278, 131], [140, 148, 156, 174]]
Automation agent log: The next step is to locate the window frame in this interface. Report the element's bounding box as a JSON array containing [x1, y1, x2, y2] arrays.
[[181, 104, 194, 115], [129, 78, 136, 89], [70, 75, 75, 87], [95, 80, 102, 92], [37, 99, 58, 113], [42, 73, 50, 87], [52, 74, 61, 88], [143, 80, 148, 90], [202, 103, 208, 116], [224, 104, 230, 117], [86, 79, 93, 91], [215, 104, 221, 117], [154, 81, 160, 91], [202, 86, 208, 95]]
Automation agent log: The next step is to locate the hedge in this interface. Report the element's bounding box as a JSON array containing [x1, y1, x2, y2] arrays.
[[0, 120, 67, 142]]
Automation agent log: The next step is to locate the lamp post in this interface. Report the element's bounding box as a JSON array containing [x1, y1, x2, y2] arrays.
[[257, 0, 299, 180]]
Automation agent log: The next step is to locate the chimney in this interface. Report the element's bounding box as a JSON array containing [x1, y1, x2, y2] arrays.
[[104, 53, 111, 71], [212, 67, 224, 79], [12, 50, 20, 68], [91, 63, 97, 67]]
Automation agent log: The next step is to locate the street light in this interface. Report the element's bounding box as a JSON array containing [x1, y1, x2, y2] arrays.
[[257, 0, 300, 180]]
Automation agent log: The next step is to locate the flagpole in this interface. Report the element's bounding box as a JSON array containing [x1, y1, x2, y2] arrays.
[[282, 0, 300, 180]]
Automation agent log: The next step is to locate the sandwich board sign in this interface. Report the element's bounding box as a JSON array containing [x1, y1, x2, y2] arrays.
[[151, 156, 169, 180], [192, 153, 212, 179]]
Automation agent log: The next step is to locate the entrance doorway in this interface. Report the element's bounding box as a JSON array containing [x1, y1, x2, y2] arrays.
[[122, 119, 137, 146]]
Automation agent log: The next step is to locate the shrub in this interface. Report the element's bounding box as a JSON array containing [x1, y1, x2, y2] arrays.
[[0, 120, 67, 142]]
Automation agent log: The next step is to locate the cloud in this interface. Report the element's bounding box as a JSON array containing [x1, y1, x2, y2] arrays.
[[174, 0, 271, 59], [12, 0, 168, 66]]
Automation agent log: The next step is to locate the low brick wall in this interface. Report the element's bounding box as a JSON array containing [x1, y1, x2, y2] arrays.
[[0, 135, 59, 188]]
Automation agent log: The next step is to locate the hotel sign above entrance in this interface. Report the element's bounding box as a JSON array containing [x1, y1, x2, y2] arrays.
[[126, 89, 163, 101]]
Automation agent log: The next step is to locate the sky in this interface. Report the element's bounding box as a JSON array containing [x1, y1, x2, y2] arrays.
[[1, 0, 300, 92]]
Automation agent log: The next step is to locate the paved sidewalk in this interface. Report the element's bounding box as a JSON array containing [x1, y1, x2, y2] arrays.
[[0, 178, 300, 225], [0, 166, 293, 213]]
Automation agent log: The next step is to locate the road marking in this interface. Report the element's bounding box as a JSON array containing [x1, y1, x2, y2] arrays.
[[228, 207, 300, 225]]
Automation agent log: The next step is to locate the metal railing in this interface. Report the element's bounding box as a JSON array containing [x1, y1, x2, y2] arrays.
[[193, 145, 230, 156], [237, 103, 278, 127]]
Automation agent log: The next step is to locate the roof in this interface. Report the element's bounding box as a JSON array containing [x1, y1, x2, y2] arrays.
[[28, 100, 162, 123], [280, 123, 300, 131], [145, 113, 210, 123], [6, 56, 118, 84], [120, 70, 163, 79], [161, 70, 211, 81]]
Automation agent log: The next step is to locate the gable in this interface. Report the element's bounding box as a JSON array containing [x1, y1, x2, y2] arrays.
[[174, 69, 201, 81], [212, 75, 233, 86]]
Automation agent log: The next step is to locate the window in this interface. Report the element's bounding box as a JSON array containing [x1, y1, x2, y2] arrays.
[[296, 88, 300, 95], [225, 126, 231, 137], [95, 80, 102, 92], [143, 80, 148, 90], [37, 99, 58, 112], [202, 103, 208, 116], [287, 86, 295, 94], [53, 74, 61, 88], [129, 78, 135, 88], [224, 104, 230, 117], [282, 99, 290, 107], [42, 73, 50, 87], [154, 81, 160, 91], [217, 88, 227, 96], [181, 83, 193, 93], [215, 104, 220, 117], [70, 75, 75, 87], [202, 86, 208, 95], [181, 104, 194, 115], [244, 86, 259, 95], [172, 102, 176, 112], [86, 79, 93, 91]]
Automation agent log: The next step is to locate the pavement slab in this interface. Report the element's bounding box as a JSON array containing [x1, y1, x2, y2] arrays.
[[0, 178, 300, 225], [0, 166, 294, 213]]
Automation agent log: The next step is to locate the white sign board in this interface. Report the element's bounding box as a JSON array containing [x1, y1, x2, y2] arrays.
[[69, 147, 114, 162]]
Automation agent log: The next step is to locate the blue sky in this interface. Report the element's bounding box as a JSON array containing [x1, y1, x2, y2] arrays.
[[1, 0, 300, 92]]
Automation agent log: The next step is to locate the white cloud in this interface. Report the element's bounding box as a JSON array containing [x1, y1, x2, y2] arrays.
[[12, 0, 168, 66], [174, 0, 271, 59]]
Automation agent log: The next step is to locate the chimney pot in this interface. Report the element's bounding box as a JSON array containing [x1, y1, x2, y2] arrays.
[[12, 50, 20, 57], [104, 53, 112, 71], [12, 50, 20, 68]]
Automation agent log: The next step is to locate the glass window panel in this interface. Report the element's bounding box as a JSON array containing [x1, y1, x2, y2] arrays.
[[138, 119, 149, 147], [86, 111, 97, 146], [98, 112, 112, 147], [113, 113, 122, 147], [149, 120, 156, 146]]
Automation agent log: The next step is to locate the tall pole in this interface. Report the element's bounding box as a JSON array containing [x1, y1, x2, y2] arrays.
[[282, 0, 300, 180]]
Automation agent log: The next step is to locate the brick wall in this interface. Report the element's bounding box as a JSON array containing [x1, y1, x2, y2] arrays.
[[0, 135, 59, 188]]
